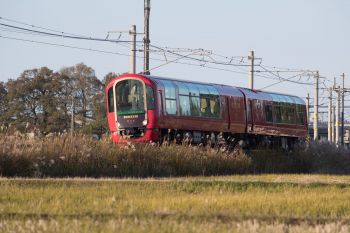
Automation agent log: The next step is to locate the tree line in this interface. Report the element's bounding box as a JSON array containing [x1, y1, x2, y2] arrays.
[[0, 63, 117, 137]]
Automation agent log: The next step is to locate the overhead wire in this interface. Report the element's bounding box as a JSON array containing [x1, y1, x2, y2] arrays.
[[0, 15, 334, 97]]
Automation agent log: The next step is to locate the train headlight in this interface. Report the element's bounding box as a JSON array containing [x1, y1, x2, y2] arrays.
[[142, 119, 147, 126]]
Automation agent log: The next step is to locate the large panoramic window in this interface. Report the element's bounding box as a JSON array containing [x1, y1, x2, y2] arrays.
[[115, 79, 145, 115]]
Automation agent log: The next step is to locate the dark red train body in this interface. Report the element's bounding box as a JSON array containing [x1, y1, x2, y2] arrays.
[[105, 74, 307, 147]]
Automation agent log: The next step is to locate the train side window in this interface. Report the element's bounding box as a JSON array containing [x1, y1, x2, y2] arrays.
[[190, 96, 200, 116], [200, 95, 210, 117], [274, 105, 282, 123], [179, 95, 191, 116], [286, 107, 296, 124], [146, 85, 155, 110], [200, 94, 220, 118], [265, 105, 273, 122], [209, 96, 220, 118], [296, 104, 305, 125], [108, 87, 114, 112], [187, 83, 200, 116], [160, 80, 177, 115], [176, 82, 191, 116]]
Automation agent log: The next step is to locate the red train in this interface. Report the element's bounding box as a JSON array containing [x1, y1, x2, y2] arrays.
[[106, 74, 307, 148]]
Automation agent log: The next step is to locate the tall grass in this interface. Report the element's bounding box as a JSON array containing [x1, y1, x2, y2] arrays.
[[0, 135, 251, 177], [0, 134, 349, 177]]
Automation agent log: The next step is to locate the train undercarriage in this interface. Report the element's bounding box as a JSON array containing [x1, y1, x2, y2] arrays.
[[158, 128, 303, 151]]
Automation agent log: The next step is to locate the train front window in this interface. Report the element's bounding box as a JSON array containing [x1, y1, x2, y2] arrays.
[[115, 79, 145, 115]]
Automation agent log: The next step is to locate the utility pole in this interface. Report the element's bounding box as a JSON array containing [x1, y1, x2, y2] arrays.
[[306, 93, 310, 137], [313, 71, 319, 141], [341, 73, 345, 146], [143, 0, 151, 74], [332, 106, 336, 143], [332, 77, 337, 143], [328, 87, 333, 143], [129, 25, 136, 74], [248, 50, 254, 89], [336, 85, 341, 145]]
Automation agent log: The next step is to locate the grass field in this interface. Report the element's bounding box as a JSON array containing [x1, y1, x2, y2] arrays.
[[1, 175, 350, 232]]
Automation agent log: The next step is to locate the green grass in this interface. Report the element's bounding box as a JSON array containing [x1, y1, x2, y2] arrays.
[[1, 175, 350, 232]]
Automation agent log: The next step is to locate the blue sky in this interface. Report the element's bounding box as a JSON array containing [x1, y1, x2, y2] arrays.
[[1, 0, 350, 116]]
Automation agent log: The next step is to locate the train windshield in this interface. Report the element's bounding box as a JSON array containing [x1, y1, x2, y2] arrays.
[[115, 79, 145, 115]]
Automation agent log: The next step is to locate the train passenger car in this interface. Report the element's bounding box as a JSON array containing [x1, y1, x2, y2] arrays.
[[105, 74, 307, 147]]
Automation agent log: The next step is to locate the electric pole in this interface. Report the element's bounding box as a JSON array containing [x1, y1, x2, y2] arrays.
[[248, 50, 254, 89], [129, 25, 136, 74], [332, 77, 337, 143], [341, 73, 345, 146], [313, 71, 319, 141], [143, 0, 151, 74], [336, 85, 340, 145], [332, 106, 336, 143], [328, 87, 332, 143], [306, 93, 310, 137]]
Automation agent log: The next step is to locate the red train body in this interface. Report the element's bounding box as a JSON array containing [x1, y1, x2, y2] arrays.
[[105, 74, 307, 147]]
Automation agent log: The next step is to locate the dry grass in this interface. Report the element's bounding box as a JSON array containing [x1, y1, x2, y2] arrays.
[[0, 134, 350, 177], [0, 134, 251, 177]]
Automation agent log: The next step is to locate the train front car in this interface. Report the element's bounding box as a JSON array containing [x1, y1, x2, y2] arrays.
[[105, 74, 158, 143]]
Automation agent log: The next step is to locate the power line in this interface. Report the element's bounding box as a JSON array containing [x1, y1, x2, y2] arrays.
[[1, 15, 336, 96], [0, 34, 134, 57], [0, 34, 258, 77], [0, 16, 83, 37], [0, 22, 140, 43]]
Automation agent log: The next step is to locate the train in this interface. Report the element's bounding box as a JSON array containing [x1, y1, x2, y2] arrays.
[[105, 74, 308, 149]]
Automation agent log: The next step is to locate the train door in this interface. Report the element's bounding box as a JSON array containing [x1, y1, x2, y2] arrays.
[[107, 86, 116, 132]]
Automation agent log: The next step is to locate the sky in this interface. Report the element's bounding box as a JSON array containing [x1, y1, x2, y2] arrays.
[[1, 0, 350, 119]]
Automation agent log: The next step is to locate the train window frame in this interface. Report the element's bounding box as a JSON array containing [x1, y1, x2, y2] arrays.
[[108, 87, 114, 113]]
